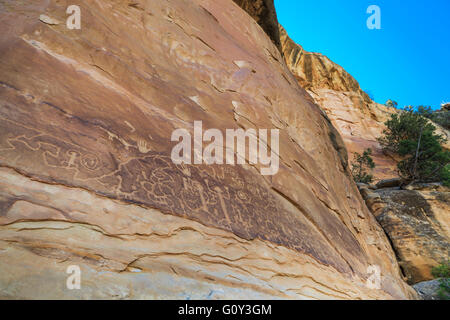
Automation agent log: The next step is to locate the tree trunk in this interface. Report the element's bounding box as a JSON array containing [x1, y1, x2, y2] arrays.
[[413, 126, 424, 180]]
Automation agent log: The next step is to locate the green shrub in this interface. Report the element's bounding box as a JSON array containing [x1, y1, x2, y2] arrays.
[[432, 262, 450, 300], [417, 106, 450, 130], [416, 105, 434, 118], [440, 165, 450, 187], [378, 106, 450, 183], [385, 99, 398, 108], [351, 148, 375, 184]]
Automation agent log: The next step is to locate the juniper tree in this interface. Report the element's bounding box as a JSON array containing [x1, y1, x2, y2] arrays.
[[351, 148, 376, 184], [378, 106, 450, 185]]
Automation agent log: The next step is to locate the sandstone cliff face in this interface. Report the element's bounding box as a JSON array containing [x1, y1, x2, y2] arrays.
[[280, 25, 450, 290], [361, 184, 450, 284], [0, 0, 415, 299], [280, 26, 450, 179], [279, 26, 400, 180], [232, 0, 281, 53]]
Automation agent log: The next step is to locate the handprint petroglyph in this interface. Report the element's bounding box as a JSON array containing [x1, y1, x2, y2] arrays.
[[137, 139, 152, 153], [0, 116, 337, 268]]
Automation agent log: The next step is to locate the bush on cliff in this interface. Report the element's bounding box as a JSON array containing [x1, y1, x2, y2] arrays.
[[385, 99, 398, 108], [378, 106, 450, 184], [351, 148, 375, 184], [440, 165, 450, 187], [432, 262, 450, 300], [417, 105, 450, 130]]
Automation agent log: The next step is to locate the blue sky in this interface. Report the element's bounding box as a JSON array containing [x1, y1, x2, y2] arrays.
[[275, 0, 450, 110]]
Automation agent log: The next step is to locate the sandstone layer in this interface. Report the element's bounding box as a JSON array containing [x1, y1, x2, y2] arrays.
[[0, 0, 415, 299], [232, 0, 281, 53], [279, 16, 449, 293], [280, 26, 400, 180], [361, 184, 450, 284], [280, 26, 450, 180]]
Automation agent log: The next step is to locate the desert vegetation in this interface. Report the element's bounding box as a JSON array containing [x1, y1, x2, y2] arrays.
[[432, 262, 450, 300], [377, 106, 450, 186], [351, 148, 376, 184]]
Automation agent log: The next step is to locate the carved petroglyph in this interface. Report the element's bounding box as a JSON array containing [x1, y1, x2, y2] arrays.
[[81, 153, 100, 171], [137, 139, 152, 154], [124, 120, 136, 133], [0, 117, 109, 181], [66, 150, 79, 168], [0, 113, 344, 270], [0, 0, 420, 300], [104, 129, 133, 150]]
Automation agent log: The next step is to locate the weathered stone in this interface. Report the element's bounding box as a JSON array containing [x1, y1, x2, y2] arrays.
[[232, 0, 281, 53], [403, 182, 446, 192], [278, 14, 449, 294], [413, 280, 444, 300], [279, 25, 401, 181], [0, 0, 415, 299], [356, 183, 369, 190], [366, 187, 450, 284], [376, 178, 403, 189], [39, 14, 60, 25]]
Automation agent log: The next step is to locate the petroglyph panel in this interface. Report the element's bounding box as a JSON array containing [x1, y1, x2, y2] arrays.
[[0, 101, 344, 271], [0, 0, 416, 299]]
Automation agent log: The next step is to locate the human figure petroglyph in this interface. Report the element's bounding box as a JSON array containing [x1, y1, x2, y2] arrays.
[[3, 118, 256, 225], [66, 150, 80, 168], [0, 115, 354, 270], [0, 118, 112, 182]]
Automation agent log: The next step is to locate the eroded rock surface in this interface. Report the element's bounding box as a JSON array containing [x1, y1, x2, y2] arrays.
[[279, 17, 449, 292], [280, 25, 450, 181], [0, 0, 415, 299], [280, 25, 400, 180], [362, 184, 450, 284], [413, 279, 445, 300], [232, 0, 281, 53]]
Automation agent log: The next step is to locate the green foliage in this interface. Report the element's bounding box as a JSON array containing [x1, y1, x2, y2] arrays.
[[440, 165, 450, 187], [385, 99, 398, 108], [431, 111, 450, 130], [432, 262, 450, 278], [432, 262, 450, 300], [378, 106, 450, 183], [416, 105, 450, 130], [351, 148, 375, 183], [416, 105, 434, 118], [396, 130, 450, 181], [378, 106, 436, 153]]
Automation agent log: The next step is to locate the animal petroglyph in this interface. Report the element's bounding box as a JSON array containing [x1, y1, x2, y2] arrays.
[[0, 114, 346, 271]]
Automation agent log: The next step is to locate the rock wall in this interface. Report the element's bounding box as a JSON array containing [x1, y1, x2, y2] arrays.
[[280, 25, 400, 180], [280, 25, 450, 180], [0, 0, 415, 299], [361, 184, 450, 284], [278, 16, 449, 294], [232, 0, 281, 53]]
